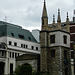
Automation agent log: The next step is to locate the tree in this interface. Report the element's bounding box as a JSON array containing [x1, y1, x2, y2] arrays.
[[15, 63, 32, 75]]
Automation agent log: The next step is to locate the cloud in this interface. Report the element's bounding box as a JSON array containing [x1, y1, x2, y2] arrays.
[[0, 0, 74, 31]]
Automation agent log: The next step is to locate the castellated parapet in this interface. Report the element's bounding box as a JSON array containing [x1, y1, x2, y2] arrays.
[[42, 9, 70, 33]]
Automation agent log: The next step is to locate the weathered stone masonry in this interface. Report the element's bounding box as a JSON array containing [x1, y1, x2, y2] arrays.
[[40, 0, 71, 75]]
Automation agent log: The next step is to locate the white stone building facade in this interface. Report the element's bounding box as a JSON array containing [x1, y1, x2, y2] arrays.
[[0, 21, 40, 75]]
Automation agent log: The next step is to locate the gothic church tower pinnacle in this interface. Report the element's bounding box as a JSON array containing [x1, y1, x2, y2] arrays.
[[57, 9, 61, 22], [42, 0, 48, 30], [42, 0, 48, 17], [66, 12, 69, 23]]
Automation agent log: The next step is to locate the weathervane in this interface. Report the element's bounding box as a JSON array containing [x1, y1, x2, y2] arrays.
[[4, 16, 8, 22]]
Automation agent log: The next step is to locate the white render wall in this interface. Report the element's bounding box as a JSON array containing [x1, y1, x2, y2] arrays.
[[7, 36, 40, 53], [0, 36, 40, 75], [0, 37, 7, 44], [49, 31, 70, 48], [0, 36, 40, 54], [4, 52, 16, 74]]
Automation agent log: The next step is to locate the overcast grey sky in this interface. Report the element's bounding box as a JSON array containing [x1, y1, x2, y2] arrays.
[[0, 0, 75, 31]]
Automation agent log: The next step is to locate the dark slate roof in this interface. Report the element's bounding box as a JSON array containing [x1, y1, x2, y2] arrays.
[[0, 21, 37, 43], [16, 53, 40, 61]]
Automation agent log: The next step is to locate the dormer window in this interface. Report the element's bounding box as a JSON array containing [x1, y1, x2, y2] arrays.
[[28, 37, 31, 41], [18, 35, 24, 39], [11, 33, 14, 37]]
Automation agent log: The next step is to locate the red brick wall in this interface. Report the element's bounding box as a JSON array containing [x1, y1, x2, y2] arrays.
[[70, 34, 75, 41], [70, 23, 75, 58], [70, 26, 75, 33]]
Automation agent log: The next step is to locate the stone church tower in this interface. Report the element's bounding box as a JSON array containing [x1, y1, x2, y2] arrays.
[[40, 0, 71, 75]]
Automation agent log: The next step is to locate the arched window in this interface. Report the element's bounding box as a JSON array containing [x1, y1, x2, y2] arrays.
[[0, 44, 6, 49]]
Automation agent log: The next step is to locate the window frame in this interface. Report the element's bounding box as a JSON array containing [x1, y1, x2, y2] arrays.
[[31, 46, 34, 50], [18, 34, 24, 39], [12, 52, 14, 58], [11, 33, 14, 37], [14, 42, 17, 46], [63, 35, 67, 44], [26, 45, 28, 48], [36, 47, 38, 50], [50, 34, 55, 44], [9, 41, 12, 45]]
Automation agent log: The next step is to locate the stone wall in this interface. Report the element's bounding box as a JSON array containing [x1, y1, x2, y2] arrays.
[[16, 59, 38, 72]]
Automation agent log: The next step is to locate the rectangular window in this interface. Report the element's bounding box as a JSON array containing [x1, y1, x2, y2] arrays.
[[2, 51, 4, 56], [10, 63, 13, 74], [24, 44, 25, 48], [51, 49, 55, 57], [9, 41, 12, 45], [12, 52, 14, 58], [64, 50, 67, 59], [14, 42, 17, 46], [36, 47, 38, 50], [10, 52, 11, 58], [21, 44, 23, 48], [31, 46, 34, 50], [50, 35, 55, 44], [26, 45, 28, 48], [63, 35, 67, 44]]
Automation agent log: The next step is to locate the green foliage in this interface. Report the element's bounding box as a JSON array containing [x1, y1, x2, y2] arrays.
[[14, 63, 50, 75], [15, 63, 32, 75], [14, 65, 21, 75]]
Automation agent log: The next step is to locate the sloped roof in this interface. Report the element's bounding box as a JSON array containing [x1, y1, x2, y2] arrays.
[[0, 21, 37, 43], [16, 53, 40, 61]]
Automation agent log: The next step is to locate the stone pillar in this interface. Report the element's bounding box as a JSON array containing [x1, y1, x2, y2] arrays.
[[4, 51, 9, 75]]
